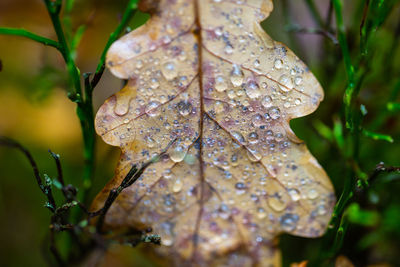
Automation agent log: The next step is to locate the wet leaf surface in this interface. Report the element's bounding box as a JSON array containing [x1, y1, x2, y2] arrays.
[[92, 0, 335, 266]]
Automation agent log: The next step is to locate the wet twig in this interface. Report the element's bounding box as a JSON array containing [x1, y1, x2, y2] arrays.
[[1, 136, 166, 265], [94, 140, 176, 233], [0, 137, 57, 212], [368, 162, 400, 184], [286, 25, 339, 45]]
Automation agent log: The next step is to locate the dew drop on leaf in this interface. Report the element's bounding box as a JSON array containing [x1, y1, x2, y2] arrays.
[[224, 44, 234, 54], [172, 178, 183, 193], [280, 213, 299, 232], [177, 101, 193, 116], [274, 59, 283, 69], [294, 76, 303, 86], [162, 62, 178, 80], [278, 74, 294, 92], [247, 132, 259, 144], [288, 189, 301, 201], [230, 64, 244, 87], [215, 76, 228, 92], [268, 197, 287, 212], [308, 189, 319, 199], [170, 144, 188, 163], [145, 101, 161, 117], [262, 96, 273, 108], [268, 107, 281, 120], [245, 80, 261, 99], [257, 207, 267, 219]]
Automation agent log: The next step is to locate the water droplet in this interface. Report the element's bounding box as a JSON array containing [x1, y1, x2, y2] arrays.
[[284, 101, 291, 108], [178, 51, 186, 61], [145, 101, 161, 117], [179, 76, 189, 87], [268, 107, 281, 120], [183, 137, 193, 146], [136, 60, 144, 69], [278, 75, 294, 92], [268, 197, 287, 211], [294, 76, 303, 85], [227, 89, 236, 99], [162, 169, 172, 179], [236, 89, 245, 97], [161, 62, 178, 80], [288, 189, 301, 201], [159, 95, 167, 104], [149, 43, 157, 51], [257, 207, 267, 219], [274, 59, 283, 69], [275, 132, 284, 142], [230, 65, 244, 87], [170, 144, 187, 163], [230, 154, 239, 166], [245, 80, 261, 99], [247, 149, 262, 162], [295, 98, 301, 105], [219, 204, 230, 219], [317, 205, 327, 215], [172, 178, 183, 193], [177, 101, 193, 116], [162, 238, 173, 246], [248, 132, 259, 144], [280, 213, 299, 232], [215, 76, 227, 92], [262, 96, 273, 108], [215, 101, 224, 113], [254, 59, 260, 68], [150, 78, 159, 89], [123, 118, 130, 124], [235, 182, 246, 190], [251, 113, 265, 127], [146, 136, 156, 148], [232, 131, 245, 144], [224, 44, 233, 54], [307, 189, 319, 199], [215, 27, 223, 36]]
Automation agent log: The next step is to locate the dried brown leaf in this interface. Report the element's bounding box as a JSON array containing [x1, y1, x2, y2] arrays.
[[92, 0, 335, 266]]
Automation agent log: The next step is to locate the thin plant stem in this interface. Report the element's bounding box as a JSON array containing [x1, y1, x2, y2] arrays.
[[43, 0, 82, 96], [0, 27, 60, 49], [42, 0, 95, 199], [0, 137, 57, 212], [304, 0, 325, 28], [333, 0, 355, 84], [91, 0, 138, 89]]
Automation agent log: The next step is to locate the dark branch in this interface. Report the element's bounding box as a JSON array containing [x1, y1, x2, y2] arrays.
[[368, 162, 400, 184], [0, 137, 57, 212], [287, 24, 339, 45], [94, 140, 176, 233]]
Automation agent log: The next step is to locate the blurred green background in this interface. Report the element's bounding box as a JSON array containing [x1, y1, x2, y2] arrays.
[[0, 0, 399, 266]]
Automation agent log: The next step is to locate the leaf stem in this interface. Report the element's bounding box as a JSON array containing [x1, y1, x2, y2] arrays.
[[0, 27, 60, 50], [42, 0, 97, 198], [333, 0, 355, 112], [43, 0, 82, 96], [304, 0, 325, 28], [91, 0, 138, 89]]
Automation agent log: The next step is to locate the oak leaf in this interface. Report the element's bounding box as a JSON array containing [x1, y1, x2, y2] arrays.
[[92, 0, 336, 266]]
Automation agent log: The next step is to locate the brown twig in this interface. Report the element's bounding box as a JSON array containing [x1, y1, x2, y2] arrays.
[[0, 137, 57, 212], [94, 139, 176, 233], [287, 25, 339, 45], [368, 162, 400, 184]]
